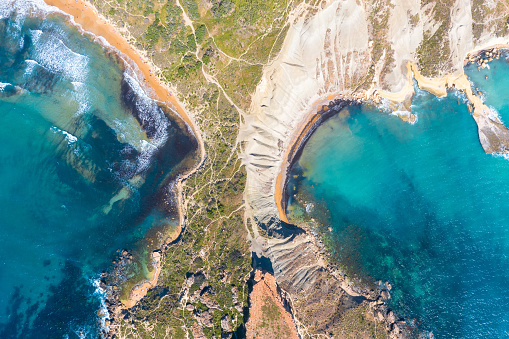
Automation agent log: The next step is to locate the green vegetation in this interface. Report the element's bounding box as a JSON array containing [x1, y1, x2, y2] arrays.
[[201, 0, 292, 58], [195, 24, 207, 44], [409, 13, 419, 27], [361, 0, 394, 91], [87, 0, 449, 336], [143, 2, 154, 16], [211, 0, 235, 18], [472, 0, 509, 40], [89, 0, 297, 336], [258, 297, 293, 336], [334, 305, 390, 339], [416, 0, 453, 77], [182, 0, 200, 20]]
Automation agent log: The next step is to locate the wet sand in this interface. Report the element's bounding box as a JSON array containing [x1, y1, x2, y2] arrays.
[[276, 45, 509, 225], [43, 0, 196, 132], [121, 228, 178, 308], [274, 95, 360, 224], [43, 0, 206, 308], [377, 45, 509, 109]]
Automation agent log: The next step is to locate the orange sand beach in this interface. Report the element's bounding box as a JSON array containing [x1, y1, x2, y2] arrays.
[[43, 0, 197, 131], [378, 45, 509, 106], [275, 45, 509, 225], [43, 0, 206, 308], [274, 94, 359, 224]]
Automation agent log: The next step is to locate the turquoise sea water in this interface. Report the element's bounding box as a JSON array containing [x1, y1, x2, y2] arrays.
[[287, 60, 509, 337], [0, 2, 197, 338]]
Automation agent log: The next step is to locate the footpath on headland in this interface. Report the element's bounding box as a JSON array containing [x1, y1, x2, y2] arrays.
[[43, 0, 206, 309]]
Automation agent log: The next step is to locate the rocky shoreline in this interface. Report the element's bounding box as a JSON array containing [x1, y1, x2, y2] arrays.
[[271, 96, 424, 338], [465, 46, 507, 67], [42, 0, 509, 337], [42, 0, 209, 324], [276, 97, 362, 224], [265, 49, 509, 337], [257, 48, 509, 338], [245, 39, 509, 339], [303, 222, 419, 338], [98, 244, 174, 338]]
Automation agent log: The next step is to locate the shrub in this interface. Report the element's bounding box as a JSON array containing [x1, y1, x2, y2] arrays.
[[195, 24, 207, 44], [211, 0, 234, 18]]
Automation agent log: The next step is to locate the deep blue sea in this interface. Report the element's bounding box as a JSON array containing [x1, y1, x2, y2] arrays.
[[287, 58, 509, 338], [0, 1, 197, 338]]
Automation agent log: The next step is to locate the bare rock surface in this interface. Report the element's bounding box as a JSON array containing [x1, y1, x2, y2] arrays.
[[242, 0, 509, 337], [246, 269, 299, 339]]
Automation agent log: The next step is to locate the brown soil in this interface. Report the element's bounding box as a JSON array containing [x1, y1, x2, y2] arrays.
[[246, 269, 299, 339]]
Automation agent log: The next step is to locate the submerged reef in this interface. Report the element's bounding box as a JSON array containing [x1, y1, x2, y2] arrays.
[[0, 2, 198, 338], [4, 0, 509, 338]]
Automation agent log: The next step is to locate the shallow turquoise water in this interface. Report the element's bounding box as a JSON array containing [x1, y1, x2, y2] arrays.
[[287, 77, 509, 336], [0, 3, 196, 338], [465, 56, 509, 125]]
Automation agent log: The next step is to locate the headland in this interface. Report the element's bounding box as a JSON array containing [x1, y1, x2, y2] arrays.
[[21, 0, 509, 337]]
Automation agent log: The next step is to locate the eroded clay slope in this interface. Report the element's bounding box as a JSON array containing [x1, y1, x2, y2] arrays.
[[241, 0, 509, 336]]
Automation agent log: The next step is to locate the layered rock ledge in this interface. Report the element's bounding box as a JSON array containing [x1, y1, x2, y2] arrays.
[[241, 0, 509, 336]]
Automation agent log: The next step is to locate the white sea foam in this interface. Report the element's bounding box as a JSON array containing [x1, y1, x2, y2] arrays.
[[0, 82, 11, 91], [30, 29, 89, 82], [122, 72, 174, 177], [71, 81, 91, 116], [91, 277, 111, 334], [492, 152, 509, 161], [452, 87, 469, 104], [7, 0, 174, 184], [62, 131, 77, 144], [305, 202, 314, 213], [123, 72, 169, 145], [4, 0, 133, 81], [72, 326, 90, 339], [0, 0, 56, 21], [7, 9, 24, 48], [29, 28, 43, 42], [390, 110, 418, 124], [50, 126, 78, 145], [378, 99, 418, 124], [137, 139, 159, 174], [111, 119, 143, 150], [23, 59, 38, 77], [377, 97, 392, 113], [486, 105, 504, 125]]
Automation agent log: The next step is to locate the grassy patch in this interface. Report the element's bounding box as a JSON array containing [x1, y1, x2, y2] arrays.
[[416, 0, 453, 77]]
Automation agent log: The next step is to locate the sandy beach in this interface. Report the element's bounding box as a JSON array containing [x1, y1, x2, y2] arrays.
[[43, 0, 197, 132], [273, 97, 331, 224], [378, 45, 509, 106], [275, 45, 509, 225], [43, 0, 206, 308], [121, 226, 180, 308], [273, 94, 360, 224]]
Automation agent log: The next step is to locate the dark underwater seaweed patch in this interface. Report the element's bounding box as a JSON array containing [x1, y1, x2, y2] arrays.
[[120, 77, 161, 139], [0, 261, 100, 339], [0, 9, 200, 339]]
